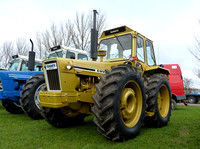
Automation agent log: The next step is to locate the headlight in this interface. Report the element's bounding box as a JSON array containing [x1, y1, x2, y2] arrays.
[[66, 62, 73, 70]]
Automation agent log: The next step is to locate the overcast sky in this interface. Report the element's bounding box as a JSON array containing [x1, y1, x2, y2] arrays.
[[1, 0, 200, 88]]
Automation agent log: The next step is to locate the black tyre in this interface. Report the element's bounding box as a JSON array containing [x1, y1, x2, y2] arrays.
[[144, 74, 171, 127], [92, 64, 146, 141], [188, 96, 197, 104], [171, 99, 176, 110], [1, 99, 24, 114], [41, 107, 85, 128], [20, 74, 45, 119]]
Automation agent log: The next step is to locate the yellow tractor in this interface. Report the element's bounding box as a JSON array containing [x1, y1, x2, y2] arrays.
[[40, 11, 171, 141]]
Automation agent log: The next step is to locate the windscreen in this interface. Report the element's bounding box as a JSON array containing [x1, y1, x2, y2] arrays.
[[8, 59, 20, 71], [78, 54, 88, 60], [20, 60, 41, 71], [99, 34, 132, 60], [48, 51, 63, 58]]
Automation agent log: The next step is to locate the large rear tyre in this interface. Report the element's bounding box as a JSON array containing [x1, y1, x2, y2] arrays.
[[20, 74, 45, 120], [92, 64, 146, 141], [144, 74, 171, 127], [41, 107, 85, 128], [1, 99, 24, 114]]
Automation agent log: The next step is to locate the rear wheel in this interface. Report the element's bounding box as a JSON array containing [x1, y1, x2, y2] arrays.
[[144, 74, 171, 127], [20, 74, 45, 120], [92, 64, 146, 141], [1, 99, 24, 114], [41, 107, 85, 128]]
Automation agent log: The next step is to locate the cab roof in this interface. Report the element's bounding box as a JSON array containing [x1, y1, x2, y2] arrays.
[[49, 45, 89, 56], [99, 25, 153, 43], [12, 55, 42, 62]]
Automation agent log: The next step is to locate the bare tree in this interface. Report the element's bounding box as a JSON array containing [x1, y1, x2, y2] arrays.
[[35, 32, 43, 59], [70, 12, 90, 50], [70, 10, 107, 51], [35, 21, 73, 59], [15, 38, 30, 56], [34, 10, 107, 59], [60, 20, 72, 46], [0, 41, 14, 68], [189, 19, 200, 78], [184, 77, 193, 94]]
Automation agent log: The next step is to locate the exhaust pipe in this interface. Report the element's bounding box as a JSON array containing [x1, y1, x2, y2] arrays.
[[28, 39, 35, 71], [90, 10, 98, 61]]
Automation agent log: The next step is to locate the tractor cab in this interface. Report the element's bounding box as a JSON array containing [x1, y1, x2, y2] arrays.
[[97, 26, 158, 72], [8, 55, 42, 71], [48, 45, 89, 60]]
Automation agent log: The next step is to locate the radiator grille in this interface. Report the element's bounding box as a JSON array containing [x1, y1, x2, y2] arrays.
[[46, 69, 60, 90], [45, 60, 61, 91]]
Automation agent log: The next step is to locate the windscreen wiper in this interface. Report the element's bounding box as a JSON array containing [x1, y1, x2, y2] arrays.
[[114, 35, 125, 51]]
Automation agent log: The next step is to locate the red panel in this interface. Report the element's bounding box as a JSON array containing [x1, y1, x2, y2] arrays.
[[163, 64, 185, 96]]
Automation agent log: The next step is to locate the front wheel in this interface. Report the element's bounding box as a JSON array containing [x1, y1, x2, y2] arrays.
[[20, 74, 45, 119], [92, 64, 146, 141], [1, 99, 24, 114], [144, 74, 171, 127], [41, 107, 85, 128]]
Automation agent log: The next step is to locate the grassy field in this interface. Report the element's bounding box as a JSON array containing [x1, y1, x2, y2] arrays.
[[0, 104, 200, 149]]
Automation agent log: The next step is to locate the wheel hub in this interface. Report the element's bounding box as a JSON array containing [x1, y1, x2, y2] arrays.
[[120, 80, 143, 128], [158, 85, 170, 118], [121, 88, 137, 119], [34, 83, 46, 110]]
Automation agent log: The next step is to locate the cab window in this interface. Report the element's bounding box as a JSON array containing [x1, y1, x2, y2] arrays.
[[8, 59, 19, 71], [66, 52, 75, 59], [21, 60, 41, 71], [48, 51, 63, 58], [21, 60, 29, 71], [136, 35, 144, 62], [146, 40, 156, 66], [78, 54, 88, 60], [98, 34, 132, 60]]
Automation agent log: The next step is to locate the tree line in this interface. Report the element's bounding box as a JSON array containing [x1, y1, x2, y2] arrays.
[[0, 10, 107, 68]]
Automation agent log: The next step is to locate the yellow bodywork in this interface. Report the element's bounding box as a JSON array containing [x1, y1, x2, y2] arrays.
[[40, 26, 169, 115]]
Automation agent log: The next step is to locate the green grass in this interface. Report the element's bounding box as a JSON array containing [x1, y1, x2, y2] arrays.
[[0, 104, 200, 149]]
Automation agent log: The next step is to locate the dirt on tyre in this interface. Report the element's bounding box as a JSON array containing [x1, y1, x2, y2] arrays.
[[1, 99, 24, 114], [92, 64, 146, 141], [144, 73, 171, 127], [41, 107, 85, 128], [20, 74, 45, 120]]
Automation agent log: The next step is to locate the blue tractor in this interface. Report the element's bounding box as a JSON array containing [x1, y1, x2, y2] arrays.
[[0, 40, 43, 115], [0, 55, 42, 114]]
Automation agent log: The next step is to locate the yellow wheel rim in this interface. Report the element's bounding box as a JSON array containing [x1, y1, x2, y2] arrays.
[[158, 85, 170, 118], [120, 80, 143, 128]]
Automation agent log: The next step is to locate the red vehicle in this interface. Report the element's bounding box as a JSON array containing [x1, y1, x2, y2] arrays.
[[163, 64, 200, 109], [163, 64, 186, 109]]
